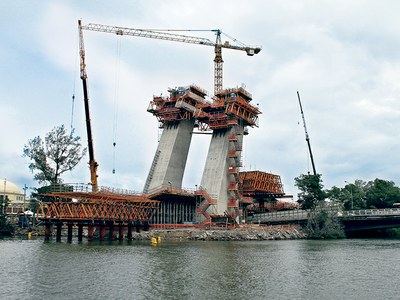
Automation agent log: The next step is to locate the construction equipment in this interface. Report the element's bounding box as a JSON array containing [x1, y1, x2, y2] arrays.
[[79, 20, 261, 94], [78, 20, 99, 192], [297, 91, 317, 175]]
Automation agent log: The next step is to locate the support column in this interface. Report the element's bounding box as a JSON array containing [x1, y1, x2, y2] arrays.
[[99, 224, 106, 241], [119, 224, 124, 241], [67, 223, 73, 242], [77, 224, 83, 242], [127, 222, 133, 240], [87, 225, 95, 241], [56, 222, 62, 242], [45, 223, 52, 241], [109, 223, 115, 240]]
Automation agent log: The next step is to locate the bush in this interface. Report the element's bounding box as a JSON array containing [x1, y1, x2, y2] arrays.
[[0, 215, 14, 237], [306, 209, 345, 239]]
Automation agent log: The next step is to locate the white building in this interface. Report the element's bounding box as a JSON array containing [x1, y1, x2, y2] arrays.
[[0, 179, 28, 215]]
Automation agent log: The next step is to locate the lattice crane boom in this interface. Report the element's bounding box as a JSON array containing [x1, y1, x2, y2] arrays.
[[297, 91, 317, 176], [80, 21, 261, 94], [78, 20, 99, 192]]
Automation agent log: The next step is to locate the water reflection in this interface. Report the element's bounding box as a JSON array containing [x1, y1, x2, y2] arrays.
[[1, 239, 400, 299]]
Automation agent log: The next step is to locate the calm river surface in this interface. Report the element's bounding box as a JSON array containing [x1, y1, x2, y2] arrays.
[[1, 238, 399, 300]]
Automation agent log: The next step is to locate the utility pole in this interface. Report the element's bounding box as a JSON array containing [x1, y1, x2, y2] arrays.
[[2, 179, 6, 215], [23, 184, 28, 211], [297, 91, 317, 176]]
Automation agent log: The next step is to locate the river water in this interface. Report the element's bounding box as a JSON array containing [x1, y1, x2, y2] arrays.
[[1, 238, 399, 300]]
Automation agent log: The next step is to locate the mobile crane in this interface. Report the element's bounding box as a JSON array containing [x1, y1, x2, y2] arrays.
[[78, 20, 98, 192], [297, 91, 317, 176], [79, 20, 261, 94]]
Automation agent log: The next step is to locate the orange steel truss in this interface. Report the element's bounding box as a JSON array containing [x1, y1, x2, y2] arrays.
[[239, 171, 284, 197], [147, 85, 261, 130], [38, 191, 159, 223]]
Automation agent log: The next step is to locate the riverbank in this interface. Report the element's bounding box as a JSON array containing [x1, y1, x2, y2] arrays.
[[14, 225, 306, 241], [133, 225, 307, 241]]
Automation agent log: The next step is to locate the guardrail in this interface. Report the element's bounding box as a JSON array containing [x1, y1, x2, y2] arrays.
[[250, 209, 310, 223], [38, 183, 142, 195], [249, 207, 400, 223], [342, 208, 400, 217]]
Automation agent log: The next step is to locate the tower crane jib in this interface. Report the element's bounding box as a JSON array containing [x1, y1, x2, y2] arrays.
[[79, 21, 261, 94]]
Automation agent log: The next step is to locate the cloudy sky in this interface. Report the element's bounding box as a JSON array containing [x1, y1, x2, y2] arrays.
[[1, 1, 399, 198]]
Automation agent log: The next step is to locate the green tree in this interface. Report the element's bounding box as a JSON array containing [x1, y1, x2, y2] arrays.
[[0, 195, 14, 237], [306, 207, 345, 239], [364, 179, 400, 209], [327, 179, 400, 211], [23, 125, 86, 185], [295, 173, 326, 209]]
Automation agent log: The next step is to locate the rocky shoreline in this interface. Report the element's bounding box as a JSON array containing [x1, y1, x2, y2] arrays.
[[132, 225, 307, 241], [15, 225, 307, 241]]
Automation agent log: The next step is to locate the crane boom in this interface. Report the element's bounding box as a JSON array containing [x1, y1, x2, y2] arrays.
[[78, 20, 98, 192], [297, 91, 317, 176], [80, 21, 261, 94]]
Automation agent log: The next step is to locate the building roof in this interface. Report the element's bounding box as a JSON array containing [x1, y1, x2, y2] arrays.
[[0, 179, 22, 195]]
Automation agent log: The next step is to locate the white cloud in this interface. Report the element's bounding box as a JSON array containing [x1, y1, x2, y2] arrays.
[[1, 0, 400, 197]]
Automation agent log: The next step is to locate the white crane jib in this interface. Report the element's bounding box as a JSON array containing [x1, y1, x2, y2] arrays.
[[79, 21, 261, 94]]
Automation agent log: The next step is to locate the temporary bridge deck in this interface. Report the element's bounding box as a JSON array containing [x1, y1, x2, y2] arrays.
[[37, 183, 159, 241]]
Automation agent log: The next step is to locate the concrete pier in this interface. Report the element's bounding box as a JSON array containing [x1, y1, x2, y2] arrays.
[[144, 119, 195, 192], [200, 125, 244, 216], [200, 129, 230, 215]]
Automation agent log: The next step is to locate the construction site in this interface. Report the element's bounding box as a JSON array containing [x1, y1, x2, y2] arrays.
[[37, 20, 296, 241]]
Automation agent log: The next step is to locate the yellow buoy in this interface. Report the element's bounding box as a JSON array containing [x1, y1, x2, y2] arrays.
[[157, 236, 161, 243], [151, 237, 157, 245], [28, 232, 32, 239]]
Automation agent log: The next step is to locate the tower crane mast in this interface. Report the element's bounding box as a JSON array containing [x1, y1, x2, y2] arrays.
[[78, 20, 98, 192], [79, 21, 261, 94]]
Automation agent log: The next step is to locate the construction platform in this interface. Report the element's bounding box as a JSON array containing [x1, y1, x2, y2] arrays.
[[37, 183, 159, 241]]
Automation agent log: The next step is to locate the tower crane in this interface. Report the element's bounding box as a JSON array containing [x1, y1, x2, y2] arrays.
[[78, 20, 261, 94], [78, 20, 99, 192]]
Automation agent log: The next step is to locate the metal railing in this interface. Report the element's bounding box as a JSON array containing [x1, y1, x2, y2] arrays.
[[342, 208, 400, 217], [250, 207, 400, 223]]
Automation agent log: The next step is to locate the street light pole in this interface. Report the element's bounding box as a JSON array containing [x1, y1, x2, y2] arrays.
[[23, 184, 28, 212]]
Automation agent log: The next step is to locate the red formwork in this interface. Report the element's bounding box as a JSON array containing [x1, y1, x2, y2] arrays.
[[239, 171, 284, 197]]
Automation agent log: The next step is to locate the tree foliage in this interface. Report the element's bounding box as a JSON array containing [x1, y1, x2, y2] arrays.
[[295, 173, 326, 209], [306, 208, 345, 239], [23, 125, 86, 185], [0, 195, 14, 237], [326, 178, 400, 210]]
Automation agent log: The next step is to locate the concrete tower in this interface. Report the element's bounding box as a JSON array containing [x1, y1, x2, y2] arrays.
[[143, 119, 194, 192], [143, 85, 208, 193]]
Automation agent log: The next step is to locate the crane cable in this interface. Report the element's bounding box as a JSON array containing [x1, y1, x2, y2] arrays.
[[71, 34, 79, 133], [112, 36, 122, 174]]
